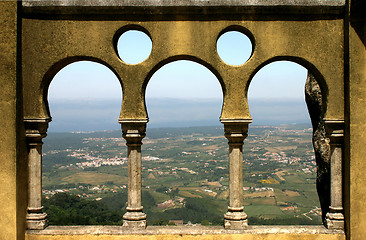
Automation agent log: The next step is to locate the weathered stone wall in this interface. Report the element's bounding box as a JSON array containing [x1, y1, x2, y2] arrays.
[[21, 18, 345, 122], [0, 1, 27, 240], [346, 0, 366, 239], [0, 0, 365, 239]]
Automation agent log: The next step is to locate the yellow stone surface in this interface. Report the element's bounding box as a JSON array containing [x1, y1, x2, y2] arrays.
[[0, 1, 365, 239], [347, 12, 366, 240], [22, 19, 344, 121], [0, 1, 27, 240], [26, 233, 345, 240]]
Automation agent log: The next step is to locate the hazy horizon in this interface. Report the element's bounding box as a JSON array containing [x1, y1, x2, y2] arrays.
[[47, 97, 311, 133], [47, 58, 310, 133]]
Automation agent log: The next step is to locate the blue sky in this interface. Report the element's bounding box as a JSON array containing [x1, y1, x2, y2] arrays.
[[48, 30, 309, 132]]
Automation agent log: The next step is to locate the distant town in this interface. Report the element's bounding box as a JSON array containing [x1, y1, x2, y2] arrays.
[[42, 124, 322, 226]]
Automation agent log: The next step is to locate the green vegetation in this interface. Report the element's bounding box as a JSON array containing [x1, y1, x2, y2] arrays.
[[43, 193, 123, 225], [42, 125, 321, 226]]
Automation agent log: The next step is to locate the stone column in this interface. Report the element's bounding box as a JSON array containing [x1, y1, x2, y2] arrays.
[[24, 119, 49, 230], [325, 120, 344, 230], [221, 119, 251, 229], [120, 121, 147, 228]]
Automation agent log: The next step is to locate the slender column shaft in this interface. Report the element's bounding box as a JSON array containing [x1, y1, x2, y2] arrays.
[[28, 143, 43, 212], [325, 120, 344, 230], [127, 144, 143, 210], [121, 121, 147, 228], [222, 120, 251, 229], [25, 120, 49, 230], [330, 145, 342, 208], [229, 143, 244, 209]]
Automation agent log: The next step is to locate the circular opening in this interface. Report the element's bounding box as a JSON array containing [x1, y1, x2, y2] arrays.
[[217, 31, 253, 66], [117, 30, 152, 64]]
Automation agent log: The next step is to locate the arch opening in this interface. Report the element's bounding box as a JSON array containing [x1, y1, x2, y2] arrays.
[[146, 60, 223, 128], [47, 61, 122, 132], [142, 60, 227, 226], [246, 61, 324, 225], [42, 61, 128, 226]]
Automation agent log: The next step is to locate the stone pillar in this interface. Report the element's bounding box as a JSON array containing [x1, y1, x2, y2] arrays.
[[325, 120, 344, 230], [221, 120, 251, 229], [24, 119, 49, 230], [120, 121, 147, 228]]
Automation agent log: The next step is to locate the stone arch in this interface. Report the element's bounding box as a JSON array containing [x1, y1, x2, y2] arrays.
[[245, 56, 328, 115], [25, 57, 124, 229], [140, 57, 228, 226], [246, 57, 331, 225], [40, 57, 123, 120], [142, 55, 226, 120]]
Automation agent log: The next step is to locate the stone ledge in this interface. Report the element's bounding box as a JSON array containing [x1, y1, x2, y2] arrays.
[[22, 0, 345, 16], [27, 225, 344, 235], [23, 0, 345, 7]]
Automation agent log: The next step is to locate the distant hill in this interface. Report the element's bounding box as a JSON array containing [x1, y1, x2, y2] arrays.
[[44, 124, 312, 151], [42, 123, 319, 226]]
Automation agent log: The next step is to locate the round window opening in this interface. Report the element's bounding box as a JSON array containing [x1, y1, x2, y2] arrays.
[[116, 30, 152, 64], [217, 31, 253, 66]]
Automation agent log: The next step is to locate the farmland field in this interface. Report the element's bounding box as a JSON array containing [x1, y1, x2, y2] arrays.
[[42, 125, 322, 225]]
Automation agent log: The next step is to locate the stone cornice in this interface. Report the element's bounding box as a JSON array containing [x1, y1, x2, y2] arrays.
[[22, 0, 345, 17]]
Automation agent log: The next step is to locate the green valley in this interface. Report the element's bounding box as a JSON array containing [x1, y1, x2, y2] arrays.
[[42, 124, 322, 226]]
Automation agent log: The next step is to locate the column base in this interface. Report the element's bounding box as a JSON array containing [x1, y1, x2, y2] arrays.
[[325, 211, 344, 230], [123, 211, 147, 228], [224, 210, 248, 229], [26, 213, 48, 230]]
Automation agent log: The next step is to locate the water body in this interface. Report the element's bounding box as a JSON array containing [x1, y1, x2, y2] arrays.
[[48, 98, 310, 132]]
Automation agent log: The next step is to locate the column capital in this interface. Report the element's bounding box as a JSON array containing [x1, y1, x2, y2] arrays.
[[120, 120, 147, 145], [24, 118, 50, 143], [221, 119, 251, 144], [324, 119, 344, 144]]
